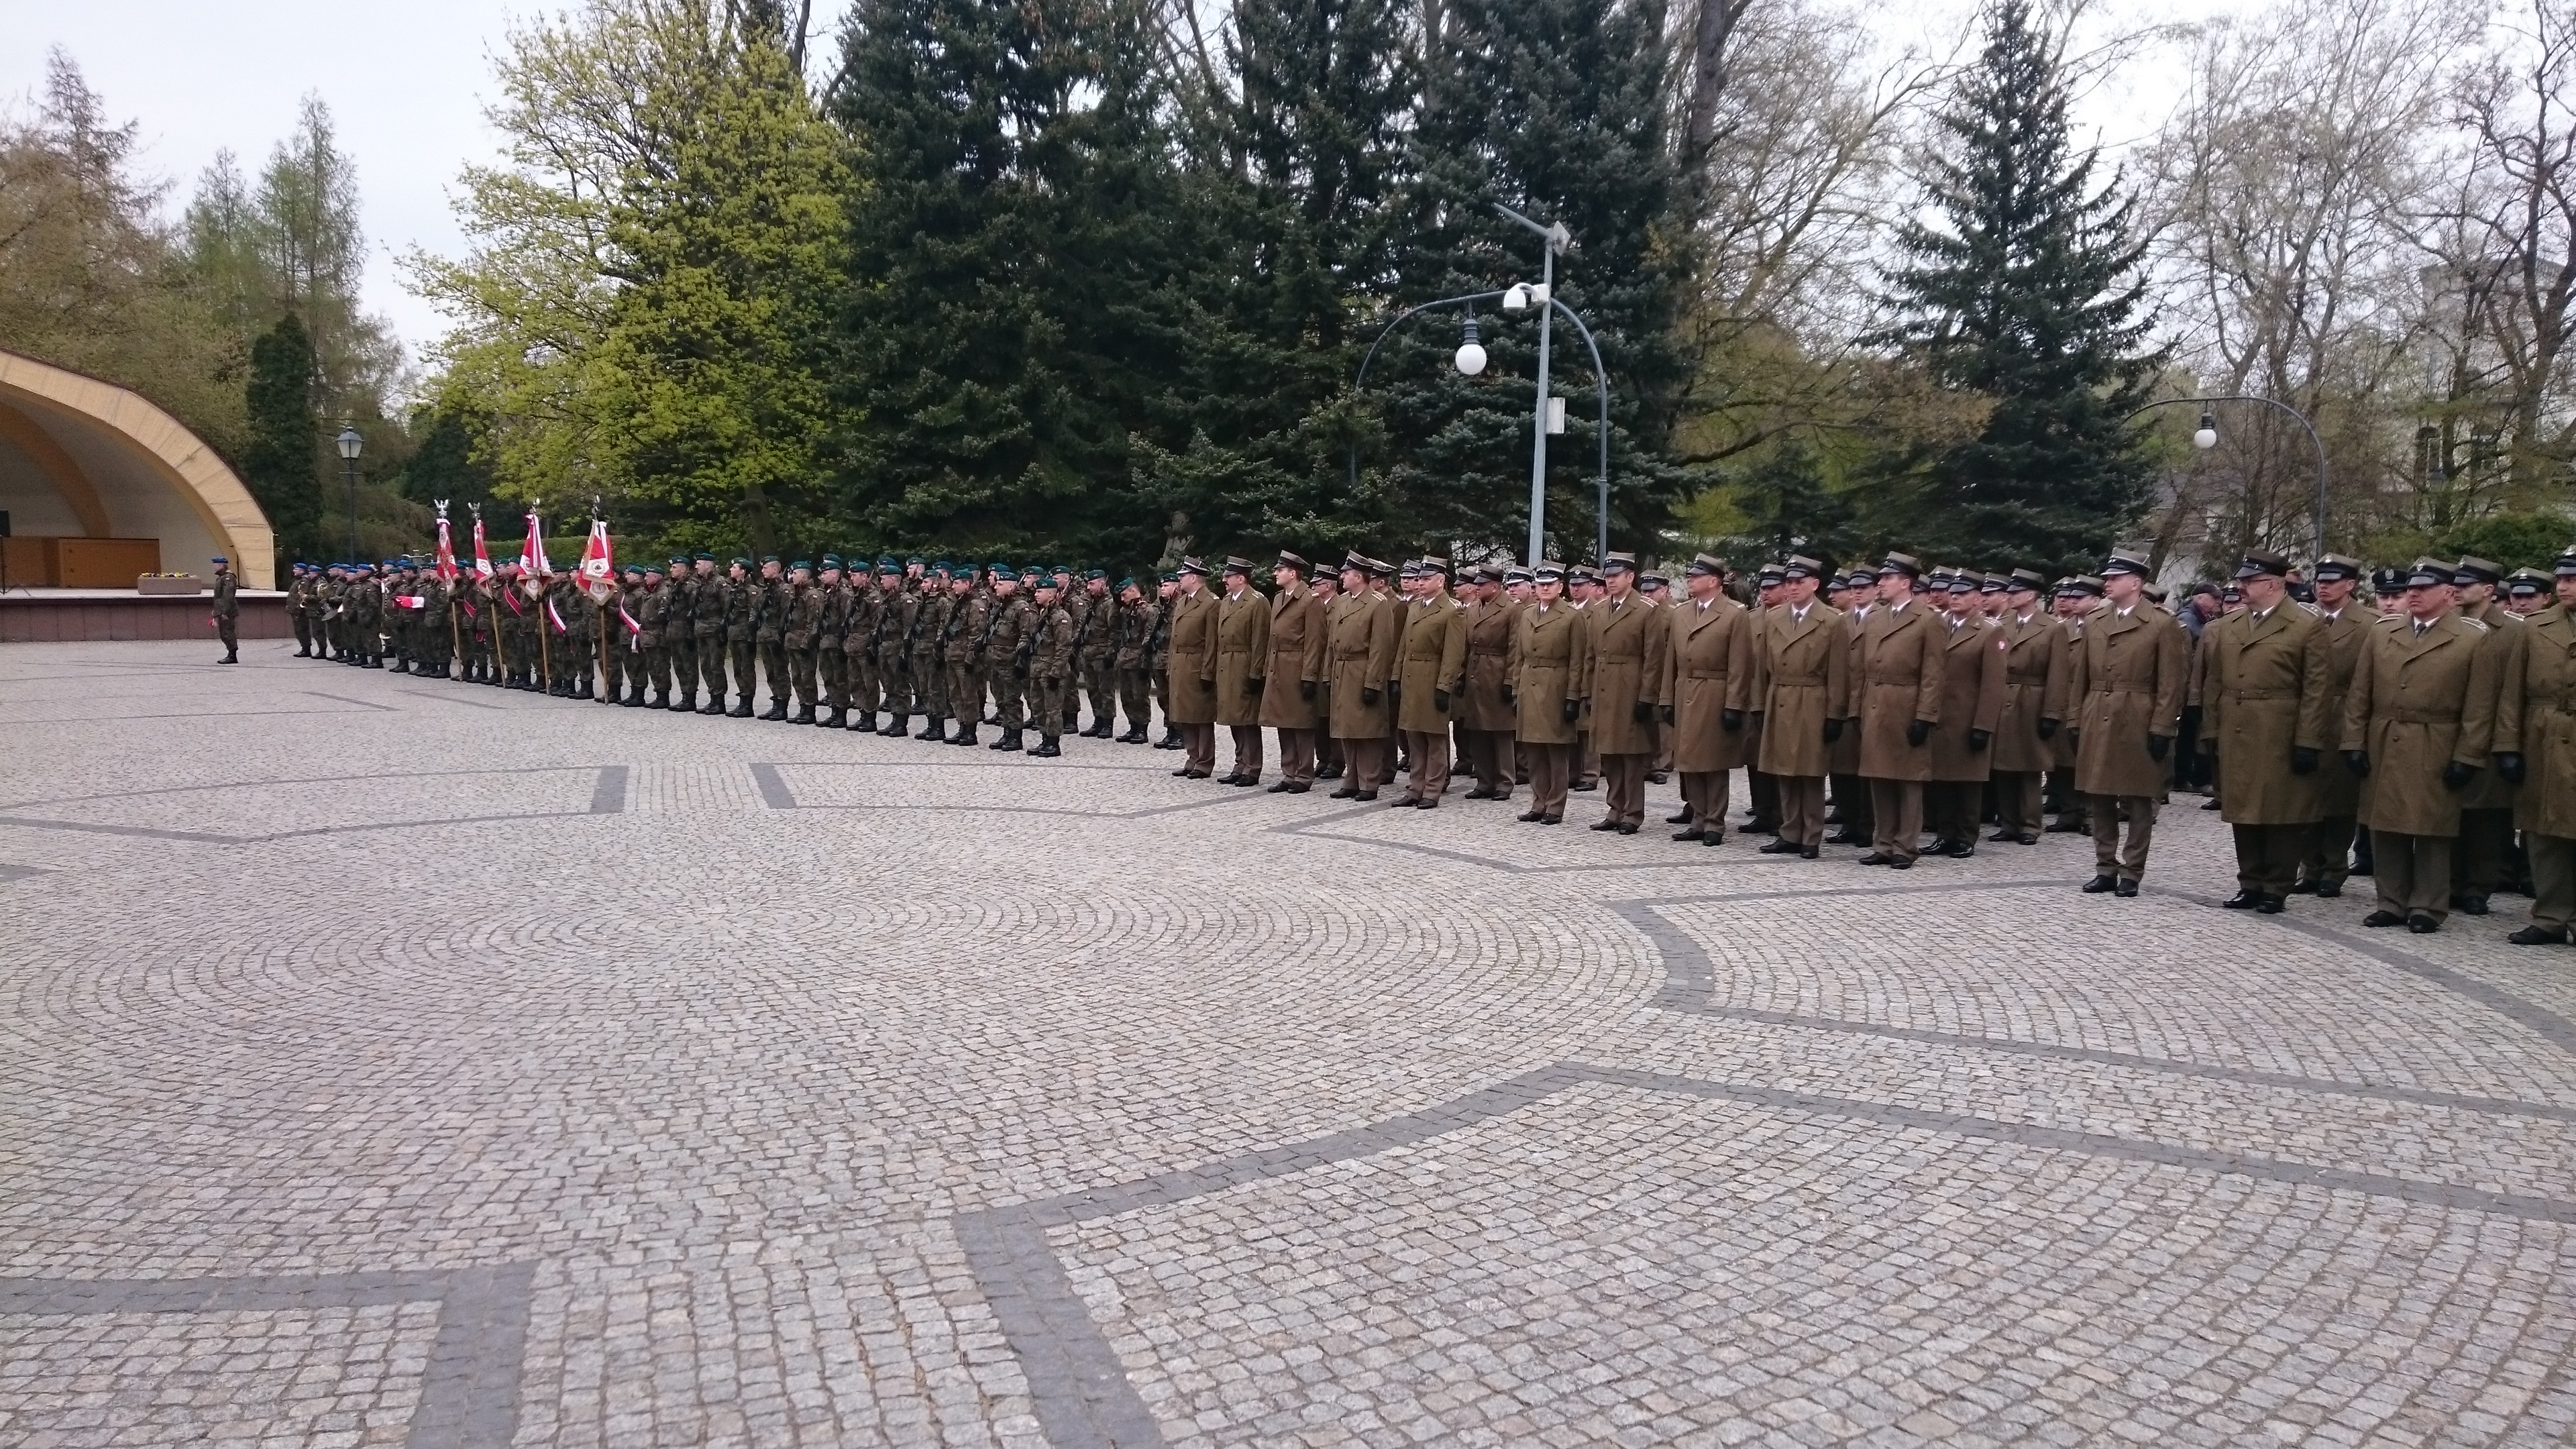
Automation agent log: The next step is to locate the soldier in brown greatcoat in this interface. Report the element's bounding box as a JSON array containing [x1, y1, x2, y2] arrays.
[[2069, 549, 2189, 896], [1257, 551, 1327, 793], [1163, 559, 1221, 778], [2293, 555, 2371, 895], [2495, 551, 2576, 943], [1923, 570, 2007, 857], [1750, 555, 1846, 857], [1393, 562, 1468, 807], [2449, 557, 2520, 914], [1307, 566, 1344, 777], [1213, 557, 1272, 786], [2197, 549, 2332, 912], [1988, 568, 2065, 845], [1458, 568, 1521, 800], [2045, 580, 2099, 832], [1326, 553, 1399, 800], [1584, 554, 1668, 833], [1509, 562, 1590, 824], [2342, 557, 2502, 931], [1658, 553, 1754, 845], [1855, 553, 1944, 867], [1827, 570, 1876, 844]]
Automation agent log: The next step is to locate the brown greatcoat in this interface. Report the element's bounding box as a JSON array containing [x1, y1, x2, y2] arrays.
[[1325, 589, 1399, 739], [1585, 593, 1668, 755], [2069, 602, 2188, 798], [1658, 594, 1755, 773], [2310, 606, 2371, 818], [1829, 604, 1872, 776], [1258, 581, 1326, 730], [2198, 602, 2332, 826], [1925, 613, 2007, 782], [1510, 601, 1590, 745], [1397, 595, 1469, 733], [1164, 587, 1221, 725], [2051, 614, 2087, 769], [1991, 610, 2065, 773], [2498, 604, 2576, 837], [2341, 608, 2500, 837], [1752, 601, 1846, 778], [1460, 598, 1521, 731], [1856, 600, 1944, 781], [1214, 586, 1271, 725], [2458, 597, 2522, 810]]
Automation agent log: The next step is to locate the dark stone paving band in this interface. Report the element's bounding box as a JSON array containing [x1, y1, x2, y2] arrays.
[[0, 1262, 535, 1448], [957, 1061, 2576, 1448], [1618, 896, 2576, 1122], [0, 765, 632, 845]]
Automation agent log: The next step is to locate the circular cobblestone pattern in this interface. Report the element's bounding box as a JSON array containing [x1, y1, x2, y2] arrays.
[[5, 639, 2575, 1447]]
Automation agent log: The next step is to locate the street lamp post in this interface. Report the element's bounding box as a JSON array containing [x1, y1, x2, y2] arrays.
[[2129, 394, 2329, 561], [337, 426, 364, 561], [1494, 203, 1572, 566]]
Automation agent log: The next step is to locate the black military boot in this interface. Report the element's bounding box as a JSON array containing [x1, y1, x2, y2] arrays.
[[1030, 735, 1061, 757], [762, 696, 790, 721], [822, 706, 845, 728], [390, 657, 411, 674], [989, 728, 1021, 751], [874, 712, 903, 735], [795, 703, 817, 725], [850, 711, 875, 733], [576, 676, 594, 699], [916, 716, 946, 741], [949, 718, 979, 746], [669, 689, 691, 712], [698, 694, 726, 716], [621, 684, 644, 707], [730, 694, 755, 718], [1156, 727, 1182, 749]]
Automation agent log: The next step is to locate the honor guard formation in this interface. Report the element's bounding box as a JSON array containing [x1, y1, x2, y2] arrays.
[[276, 543, 2576, 941]]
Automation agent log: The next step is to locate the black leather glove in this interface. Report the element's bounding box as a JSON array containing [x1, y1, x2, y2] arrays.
[[1822, 718, 1843, 744], [1631, 700, 1653, 724], [1299, 679, 1316, 702], [2345, 750, 2370, 777], [2036, 717, 2058, 740], [1660, 704, 1676, 726], [1012, 661, 1028, 679], [1562, 698, 1581, 723], [1360, 686, 1381, 706], [1721, 708, 1744, 733], [2146, 733, 2171, 762], [1501, 685, 1517, 707], [1248, 676, 1264, 695], [1199, 676, 1214, 692], [1968, 728, 1990, 752], [1905, 718, 1930, 747], [1387, 682, 1401, 707], [2500, 751, 2527, 785], [2290, 746, 2319, 775], [2443, 760, 2479, 790], [1434, 688, 1451, 713]]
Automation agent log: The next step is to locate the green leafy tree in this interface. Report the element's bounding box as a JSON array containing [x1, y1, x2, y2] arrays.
[[396, 405, 495, 514], [1869, 0, 2159, 575], [243, 313, 323, 561]]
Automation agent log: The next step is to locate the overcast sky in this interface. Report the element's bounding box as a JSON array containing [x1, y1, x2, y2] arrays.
[[6, 0, 2212, 392]]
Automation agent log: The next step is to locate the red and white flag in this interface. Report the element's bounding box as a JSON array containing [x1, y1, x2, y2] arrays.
[[434, 513, 458, 583], [579, 517, 614, 602], [547, 597, 567, 632], [521, 506, 549, 577], [472, 515, 493, 579]]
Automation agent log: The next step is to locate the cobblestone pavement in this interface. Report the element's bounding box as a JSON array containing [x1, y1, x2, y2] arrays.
[[5, 639, 2576, 1448]]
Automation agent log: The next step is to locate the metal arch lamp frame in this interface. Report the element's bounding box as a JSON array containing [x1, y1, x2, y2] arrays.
[[2128, 394, 2330, 563]]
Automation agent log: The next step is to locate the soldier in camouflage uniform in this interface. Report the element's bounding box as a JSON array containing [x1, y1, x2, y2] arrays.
[[816, 555, 849, 727], [664, 555, 697, 712], [940, 569, 985, 744], [909, 566, 954, 738], [417, 564, 454, 678], [782, 559, 821, 724], [1074, 570, 1117, 736], [1150, 575, 1179, 747], [1112, 578, 1152, 743], [684, 555, 721, 712], [1022, 574, 1077, 757], [602, 565, 637, 703], [846, 559, 892, 731], [752, 556, 790, 720], [979, 568, 1033, 750], [634, 563, 670, 706]]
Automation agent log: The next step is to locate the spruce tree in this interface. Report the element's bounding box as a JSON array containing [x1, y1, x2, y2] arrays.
[[1371, 0, 1692, 559], [1872, 0, 2159, 575], [243, 313, 321, 562]]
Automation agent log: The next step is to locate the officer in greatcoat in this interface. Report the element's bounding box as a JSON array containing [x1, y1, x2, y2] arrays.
[[2342, 557, 2501, 931], [1659, 553, 1754, 844], [1750, 555, 1845, 857], [2198, 549, 2332, 912], [2068, 549, 2188, 896]]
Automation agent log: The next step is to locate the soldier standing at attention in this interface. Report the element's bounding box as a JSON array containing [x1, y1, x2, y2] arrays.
[[1165, 559, 1222, 777], [2449, 557, 2520, 914], [2294, 555, 2371, 896], [603, 565, 638, 703], [211, 557, 239, 663], [1988, 569, 2063, 845], [1662, 553, 1753, 844], [1751, 555, 1845, 857], [716, 558, 752, 716], [1147, 574, 1179, 748], [2495, 548, 2576, 943], [1458, 567, 1520, 802], [686, 555, 722, 712], [1923, 570, 2005, 858], [779, 559, 818, 724], [1214, 557, 1272, 785], [2200, 550, 2332, 912], [1826, 570, 1876, 845], [1020, 574, 1075, 757], [1326, 554, 1397, 798], [1510, 562, 1588, 824], [1110, 577, 1152, 743], [2045, 579, 2102, 832], [1309, 567, 1346, 777], [1077, 570, 1118, 737], [2343, 558, 2500, 932], [1393, 559, 1468, 808], [663, 554, 696, 711], [286, 562, 314, 657], [941, 567, 987, 745], [1260, 552, 1327, 793], [816, 555, 850, 727], [1585, 554, 1665, 834], [1856, 553, 1942, 868], [909, 565, 952, 738], [980, 567, 1032, 751], [635, 562, 670, 706], [2070, 549, 2189, 897]]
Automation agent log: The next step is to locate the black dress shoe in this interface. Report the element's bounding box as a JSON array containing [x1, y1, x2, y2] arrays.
[[1391, 795, 1421, 808], [1538, 814, 1562, 824], [1267, 781, 1295, 793], [1673, 828, 1705, 842], [2407, 912, 2440, 933], [1229, 775, 1260, 788], [1941, 841, 1976, 859], [1590, 819, 1622, 832], [2509, 925, 2569, 945], [2221, 890, 2261, 909], [1666, 810, 1695, 824], [1352, 790, 1379, 801], [2045, 819, 2088, 834], [1885, 857, 1913, 869], [1282, 782, 1310, 794], [1317, 764, 1343, 778], [1827, 830, 1870, 847], [2314, 882, 2343, 898], [2081, 875, 2116, 893], [2286, 879, 2320, 896], [1464, 788, 1495, 800], [1329, 786, 1358, 799], [2113, 879, 2139, 897], [1518, 809, 1546, 822], [1801, 845, 1820, 859], [1615, 822, 1639, 835], [1571, 780, 1597, 792], [2359, 910, 2406, 927], [2255, 896, 2284, 914], [2455, 893, 2491, 916], [1173, 766, 1197, 777], [1757, 839, 1801, 855], [1857, 852, 1895, 867]]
